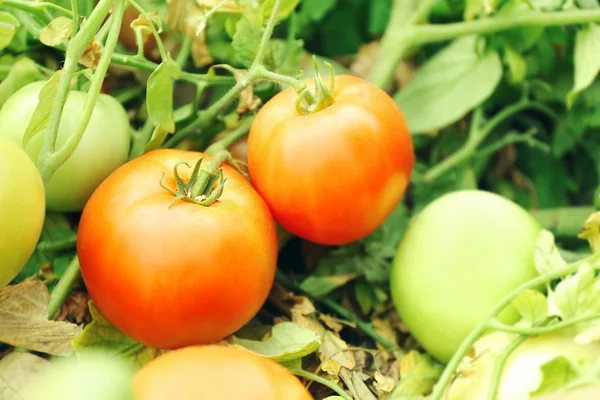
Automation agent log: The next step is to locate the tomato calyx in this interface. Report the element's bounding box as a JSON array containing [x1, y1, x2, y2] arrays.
[[296, 57, 336, 115], [159, 151, 231, 208]]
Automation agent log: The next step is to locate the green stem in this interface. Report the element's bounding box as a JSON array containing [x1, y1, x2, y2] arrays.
[[127, 0, 168, 61], [488, 313, 600, 335], [486, 334, 529, 400], [412, 9, 600, 45], [47, 256, 81, 319], [409, 0, 438, 24], [110, 53, 235, 85], [474, 128, 550, 160], [254, 65, 308, 93], [70, 0, 79, 37], [12, 9, 47, 42], [114, 85, 146, 104], [130, 118, 155, 159], [205, 116, 255, 155], [291, 368, 352, 400], [37, 235, 78, 252], [3, 0, 72, 18], [422, 101, 553, 183], [429, 252, 600, 400], [175, 34, 192, 68], [251, 0, 283, 69], [96, 13, 113, 44], [40, 0, 125, 185], [37, 0, 115, 185], [369, 7, 600, 89], [190, 150, 231, 199], [530, 207, 595, 238]]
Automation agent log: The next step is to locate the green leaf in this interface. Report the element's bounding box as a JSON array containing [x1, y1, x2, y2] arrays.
[[233, 321, 321, 362], [146, 62, 175, 133], [394, 35, 502, 134], [512, 289, 548, 326], [71, 301, 163, 369], [534, 229, 568, 275], [368, 0, 391, 36], [530, 356, 581, 396], [22, 70, 62, 147], [568, 23, 600, 108], [300, 274, 356, 298], [260, 0, 300, 22], [577, 0, 600, 8], [300, 0, 337, 21], [504, 45, 527, 84], [0, 57, 43, 108], [144, 124, 170, 152], [0, 12, 19, 50], [389, 350, 443, 398], [552, 106, 590, 157], [40, 17, 72, 47], [553, 264, 600, 320], [361, 201, 408, 259], [0, 280, 82, 356], [232, 16, 260, 67], [267, 38, 304, 75]]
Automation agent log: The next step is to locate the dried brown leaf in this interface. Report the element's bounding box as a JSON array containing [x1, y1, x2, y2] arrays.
[[166, 0, 214, 68], [53, 292, 92, 325], [0, 281, 82, 356], [130, 11, 159, 45], [373, 370, 395, 394], [79, 39, 102, 69], [319, 314, 344, 333], [0, 352, 49, 400]]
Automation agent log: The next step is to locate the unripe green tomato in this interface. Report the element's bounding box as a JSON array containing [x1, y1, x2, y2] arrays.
[[0, 139, 45, 287], [444, 330, 600, 400], [0, 81, 131, 212], [22, 351, 135, 400], [390, 190, 542, 363]]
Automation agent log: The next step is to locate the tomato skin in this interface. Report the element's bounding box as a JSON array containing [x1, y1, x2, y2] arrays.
[[247, 75, 414, 246], [131, 345, 313, 400], [77, 149, 278, 349], [0, 139, 45, 287], [390, 190, 542, 363], [0, 81, 131, 212]]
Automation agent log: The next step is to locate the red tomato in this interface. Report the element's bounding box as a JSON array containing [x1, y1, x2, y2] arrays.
[[131, 345, 313, 400], [77, 149, 278, 349], [247, 75, 414, 245]]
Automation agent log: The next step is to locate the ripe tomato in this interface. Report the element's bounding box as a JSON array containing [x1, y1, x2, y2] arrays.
[[390, 190, 542, 363], [247, 75, 414, 246], [77, 149, 278, 349], [0, 139, 45, 287], [0, 81, 131, 212], [444, 330, 600, 400], [131, 345, 313, 400]]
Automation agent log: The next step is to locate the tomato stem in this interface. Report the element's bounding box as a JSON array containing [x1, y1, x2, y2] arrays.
[[160, 151, 232, 207], [295, 56, 335, 115], [289, 368, 352, 400], [429, 252, 600, 400], [47, 256, 81, 319], [205, 116, 255, 156], [485, 333, 530, 400], [127, 0, 169, 62], [37, 0, 117, 185]]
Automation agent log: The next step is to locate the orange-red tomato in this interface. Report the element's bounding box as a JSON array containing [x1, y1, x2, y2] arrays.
[[131, 345, 314, 400], [247, 75, 414, 245], [77, 149, 278, 349]]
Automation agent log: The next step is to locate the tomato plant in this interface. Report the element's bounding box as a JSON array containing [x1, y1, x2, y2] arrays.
[[76, 149, 278, 349], [444, 330, 600, 400], [0, 139, 45, 287], [390, 190, 542, 363], [131, 345, 313, 400], [247, 74, 414, 246], [0, 81, 131, 212]]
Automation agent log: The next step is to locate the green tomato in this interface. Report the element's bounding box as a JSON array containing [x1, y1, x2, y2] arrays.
[[444, 330, 600, 400], [0, 138, 45, 287], [390, 190, 542, 363], [22, 350, 134, 400], [0, 81, 131, 212]]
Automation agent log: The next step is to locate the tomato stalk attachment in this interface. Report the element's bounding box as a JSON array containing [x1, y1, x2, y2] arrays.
[[160, 151, 231, 208], [296, 57, 336, 115]]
